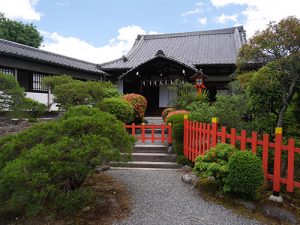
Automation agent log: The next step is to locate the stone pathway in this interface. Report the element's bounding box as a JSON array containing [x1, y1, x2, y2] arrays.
[[107, 169, 263, 225]]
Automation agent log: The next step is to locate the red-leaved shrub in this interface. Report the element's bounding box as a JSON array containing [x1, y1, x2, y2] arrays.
[[165, 110, 189, 123], [122, 94, 147, 123]]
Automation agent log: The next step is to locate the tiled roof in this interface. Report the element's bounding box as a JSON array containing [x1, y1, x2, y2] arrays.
[[100, 26, 246, 70], [0, 39, 107, 75], [121, 52, 198, 78]]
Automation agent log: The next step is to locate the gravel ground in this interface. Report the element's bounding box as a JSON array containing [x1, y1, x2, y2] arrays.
[[106, 169, 263, 225]]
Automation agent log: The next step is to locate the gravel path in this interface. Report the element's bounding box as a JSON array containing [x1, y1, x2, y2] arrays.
[[106, 169, 263, 225]]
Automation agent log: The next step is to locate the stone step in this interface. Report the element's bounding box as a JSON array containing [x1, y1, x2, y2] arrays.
[[122, 153, 176, 162], [134, 145, 168, 153], [111, 161, 181, 169]]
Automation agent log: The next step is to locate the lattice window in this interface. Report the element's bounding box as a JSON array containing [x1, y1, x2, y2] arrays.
[[0, 67, 15, 75], [32, 73, 48, 92]]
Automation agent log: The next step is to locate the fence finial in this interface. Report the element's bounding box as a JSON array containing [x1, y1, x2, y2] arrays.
[[212, 117, 218, 123], [184, 114, 188, 120], [275, 127, 282, 134]]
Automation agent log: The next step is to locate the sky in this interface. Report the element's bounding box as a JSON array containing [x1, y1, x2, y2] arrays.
[[0, 0, 299, 63]]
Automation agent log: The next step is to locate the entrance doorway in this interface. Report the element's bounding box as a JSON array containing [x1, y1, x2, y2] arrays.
[[142, 85, 159, 115]]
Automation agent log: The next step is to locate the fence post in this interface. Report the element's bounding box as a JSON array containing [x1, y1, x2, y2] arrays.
[[287, 138, 295, 192], [183, 114, 188, 158], [212, 117, 218, 147], [168, 123, 172, 145], [132, 123, 136, 136], [141, 123, 145, 143], [273, 127, 283, 195]]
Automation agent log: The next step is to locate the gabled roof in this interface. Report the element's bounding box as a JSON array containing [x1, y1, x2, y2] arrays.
[[121, 51, 198, 78], [0, 38, 107, 75], [100, 26, 246, 70]]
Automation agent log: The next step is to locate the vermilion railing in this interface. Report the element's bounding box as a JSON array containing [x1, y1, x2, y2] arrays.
[[125, 123, 172, 145], [183, 116, 300, 193]]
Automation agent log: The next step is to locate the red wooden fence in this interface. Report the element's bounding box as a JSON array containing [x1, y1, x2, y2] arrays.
[[125, 123, 172, 145], [183, 116, 300, 193]]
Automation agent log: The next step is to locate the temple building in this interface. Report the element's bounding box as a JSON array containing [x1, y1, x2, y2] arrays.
[[99, 26, 246, 113], [0, 39, 107, 109], [0, 26, 246, 113]]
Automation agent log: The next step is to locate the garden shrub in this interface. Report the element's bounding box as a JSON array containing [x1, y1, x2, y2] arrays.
[[169, 79, 208, 110], [165, 110, 189, 123], [188, 102, 215, 124], [0, 73, 25, 112], [14, 97, 47, 120], [193, 144, 238, 185], [122, 93, 147, 123], [165, 111, 189, 155], [98, 97, 134, 124], [43, 76, 120, 110], [0, 106, 134, 218], [224, 151, 264, 198], [162, 107, 175, 121]]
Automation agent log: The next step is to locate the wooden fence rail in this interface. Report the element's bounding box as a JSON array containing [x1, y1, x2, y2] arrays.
[[125, 123, 172, 145], [183, 116, 300, 193]]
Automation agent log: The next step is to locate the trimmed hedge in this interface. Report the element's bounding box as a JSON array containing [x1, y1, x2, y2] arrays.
[[98, 97, 134, 124], [165, 111, 189, 156], [193, 143, 238, 185], [0, 106, 134, 218], [224, 151, 264, 198]]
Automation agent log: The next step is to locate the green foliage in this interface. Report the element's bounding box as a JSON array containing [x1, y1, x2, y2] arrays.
[[193, 144, 237, 185], [0, 73, 25, 111], [43, 76, 120, 110], [247, 65, 282, 115], [14, 98, 47, 120], [0, 12, 43, 47], [224, 151, 264, 198], [188, 102, 215, 123], [189, 95, 249, 130], [166, 113, 186, 155], [284, 91, 300, 139], [238, 16, 300, 129], [0, 106, 134, 218], [98, 97, 134, 124], [169, 80, 209, 110], [122, 94, 147, 123]]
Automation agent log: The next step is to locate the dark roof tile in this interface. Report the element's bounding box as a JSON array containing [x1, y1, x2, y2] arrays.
[[100, 26, 246, 70], [0, 39, 107, 75]]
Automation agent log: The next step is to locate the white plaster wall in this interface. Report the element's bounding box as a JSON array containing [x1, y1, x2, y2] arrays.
[[25, 92, 58, 111], [159, 86, 177, 107]]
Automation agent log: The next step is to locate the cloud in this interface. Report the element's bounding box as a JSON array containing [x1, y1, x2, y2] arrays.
[[210, 0, 300, 37], [216, 14, 238, 24], [0, 0, 41, 21], [181, 1, 209, 17], [40, 25, 159, 64], [56, 0, 70, 7], [198, 17, 207, 25]]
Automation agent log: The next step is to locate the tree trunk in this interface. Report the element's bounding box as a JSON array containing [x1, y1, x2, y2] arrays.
[[276, 73, 299, 127], [278, 72, 299, 177]]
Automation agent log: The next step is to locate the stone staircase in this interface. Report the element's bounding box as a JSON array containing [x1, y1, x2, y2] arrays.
[[111, 117, 181, 169], [114, 144, 180, 169]]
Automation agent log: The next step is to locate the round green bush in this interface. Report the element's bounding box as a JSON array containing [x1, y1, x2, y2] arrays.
[[98, 97, 134, 124], [224, 151, 264, 198], [194, 143, 237, 184], [0, 106, 135, 218]]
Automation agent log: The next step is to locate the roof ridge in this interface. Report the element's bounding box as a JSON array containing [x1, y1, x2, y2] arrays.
[[0, 38, 98, 66], [140, 26, 244, 40]]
